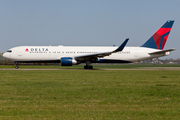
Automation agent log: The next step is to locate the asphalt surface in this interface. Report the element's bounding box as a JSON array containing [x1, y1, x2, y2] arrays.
[[1, 67, 180, 70]]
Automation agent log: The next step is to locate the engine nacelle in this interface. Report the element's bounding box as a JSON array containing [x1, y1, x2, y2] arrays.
[[61, 57, 78, 66]]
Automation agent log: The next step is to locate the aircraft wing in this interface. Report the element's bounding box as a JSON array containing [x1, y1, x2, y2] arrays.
[[74, 38, 129, 61], [148, 49, 176, 55]]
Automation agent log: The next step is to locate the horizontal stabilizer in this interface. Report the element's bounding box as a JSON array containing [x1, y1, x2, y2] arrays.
[[149, 49, 176, 55]]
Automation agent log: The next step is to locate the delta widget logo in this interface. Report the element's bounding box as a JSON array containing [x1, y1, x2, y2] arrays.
[[153, 28, 171, 50], [25, 48, 29, 52]]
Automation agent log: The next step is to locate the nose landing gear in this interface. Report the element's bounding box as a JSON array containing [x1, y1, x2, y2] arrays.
[[14, 62, 19, 69]]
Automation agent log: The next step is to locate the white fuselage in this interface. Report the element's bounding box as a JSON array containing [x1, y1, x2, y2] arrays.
[[3, 45, 166, 64]]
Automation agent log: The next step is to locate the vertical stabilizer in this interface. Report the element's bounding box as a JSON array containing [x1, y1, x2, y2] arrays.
[[141, 20, 174, 50]]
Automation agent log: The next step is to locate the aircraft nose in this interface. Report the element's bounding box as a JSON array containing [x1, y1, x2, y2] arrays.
[[3, 53, 9, 59]]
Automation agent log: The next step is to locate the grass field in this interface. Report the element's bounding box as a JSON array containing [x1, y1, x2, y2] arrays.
[[0, 66, 180, 119], [1, 63, 180, 69]]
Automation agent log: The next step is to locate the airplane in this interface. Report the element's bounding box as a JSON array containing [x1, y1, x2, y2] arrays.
[[3, 20, 175, 69]]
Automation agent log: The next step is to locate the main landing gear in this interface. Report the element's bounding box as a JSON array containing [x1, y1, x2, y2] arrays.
[[84, 60, 93, 69], [84, 65, 93, 69], [14, 62, 19, 69]]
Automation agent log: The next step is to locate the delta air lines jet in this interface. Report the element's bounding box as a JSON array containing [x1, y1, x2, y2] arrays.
[[3, 20, 175, 69]]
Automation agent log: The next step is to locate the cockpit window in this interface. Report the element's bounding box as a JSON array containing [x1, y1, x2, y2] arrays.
[[7, 50, 12, 53]]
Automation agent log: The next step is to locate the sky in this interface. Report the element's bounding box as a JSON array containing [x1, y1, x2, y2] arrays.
[[0, 0, 180, 59]]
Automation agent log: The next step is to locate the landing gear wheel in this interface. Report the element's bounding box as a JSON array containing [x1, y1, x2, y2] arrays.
[[15, 66, 19, 69], [84, 65, 88, 69], [84, 60, 93, 69], [14, 62, 19, 69], [88, 66, 93, 69], [84, 65, 93, 69]]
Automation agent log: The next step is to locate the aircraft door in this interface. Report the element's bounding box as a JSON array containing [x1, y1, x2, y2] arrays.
[[18, 50, 22, 56]]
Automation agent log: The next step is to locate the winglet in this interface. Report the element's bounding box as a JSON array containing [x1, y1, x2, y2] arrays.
[[113, 38, 129, 52]]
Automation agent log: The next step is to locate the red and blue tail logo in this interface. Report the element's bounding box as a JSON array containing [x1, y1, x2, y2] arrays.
[[141, 20, 174, 50]]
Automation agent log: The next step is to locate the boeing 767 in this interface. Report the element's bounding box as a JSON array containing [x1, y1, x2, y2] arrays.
[[3, 20, 175, 69]]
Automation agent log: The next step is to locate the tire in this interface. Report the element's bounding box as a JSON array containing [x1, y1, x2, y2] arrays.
[[84, 66, 88, 69], [88, 66, 93, 69]]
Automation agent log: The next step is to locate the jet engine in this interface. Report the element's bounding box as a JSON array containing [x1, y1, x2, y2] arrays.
[[61, 57, 78, 66]]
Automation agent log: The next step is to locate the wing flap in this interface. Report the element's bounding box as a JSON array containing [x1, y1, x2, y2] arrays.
[[75, 52, 111, 60]]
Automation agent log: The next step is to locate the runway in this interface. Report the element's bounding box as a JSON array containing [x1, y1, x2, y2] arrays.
[[1, 67, 180, 70]]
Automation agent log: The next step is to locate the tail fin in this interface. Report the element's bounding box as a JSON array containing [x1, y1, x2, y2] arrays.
[[141, 20, 174, 50]]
